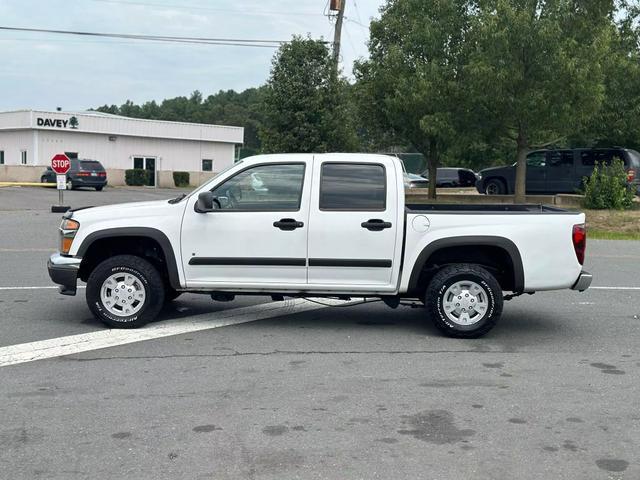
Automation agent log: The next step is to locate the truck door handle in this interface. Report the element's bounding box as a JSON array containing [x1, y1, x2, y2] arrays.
[[273, 218, 304, 231], [361, 219, 392, 231]]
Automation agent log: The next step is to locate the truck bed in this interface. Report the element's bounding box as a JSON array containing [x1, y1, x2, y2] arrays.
[[406, 203, 575, 214]]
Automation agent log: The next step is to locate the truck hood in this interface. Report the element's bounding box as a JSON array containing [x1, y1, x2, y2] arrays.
[[479, 165, 512, 175], [69, 199, 185, 223]]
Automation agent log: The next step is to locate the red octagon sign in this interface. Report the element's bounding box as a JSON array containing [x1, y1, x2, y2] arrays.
[[51, 153, 71, 175]]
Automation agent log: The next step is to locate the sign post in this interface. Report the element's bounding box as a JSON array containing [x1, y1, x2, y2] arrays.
[[51, 153, 71, 213]]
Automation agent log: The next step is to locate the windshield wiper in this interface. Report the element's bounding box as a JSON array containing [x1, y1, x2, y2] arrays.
[[168, 193, 187, 204]]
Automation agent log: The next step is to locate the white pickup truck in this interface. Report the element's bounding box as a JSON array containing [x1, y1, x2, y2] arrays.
[[48, 153, 592, 337]]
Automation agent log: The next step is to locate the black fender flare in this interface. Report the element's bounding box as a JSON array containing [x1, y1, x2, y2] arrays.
[[407, 235, 525, 293], [76, 227, 181, 290]]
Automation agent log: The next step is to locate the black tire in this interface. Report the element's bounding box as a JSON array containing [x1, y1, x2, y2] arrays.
[[41, 177, 48, 183], [95, 186, 104, 191], [425, 264, 503, 338], [485, 178, 506, 195], [86, 255, 165, 328]]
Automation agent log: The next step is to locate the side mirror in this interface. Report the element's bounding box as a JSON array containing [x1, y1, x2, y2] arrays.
[[195, 191, 219, 213]]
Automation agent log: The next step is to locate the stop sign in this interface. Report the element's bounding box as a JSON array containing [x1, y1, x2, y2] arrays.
[[51, 153, 71, 175]]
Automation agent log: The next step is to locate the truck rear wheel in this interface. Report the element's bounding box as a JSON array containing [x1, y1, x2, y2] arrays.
[[86, 255, 165, 328], [425, 264, 503, 338]]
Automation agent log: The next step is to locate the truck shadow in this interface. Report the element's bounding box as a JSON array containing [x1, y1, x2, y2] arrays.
[[150, 296, 567, 343]]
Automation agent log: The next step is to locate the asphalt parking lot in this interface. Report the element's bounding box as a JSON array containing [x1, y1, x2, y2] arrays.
[[0, 186, 639, 479]]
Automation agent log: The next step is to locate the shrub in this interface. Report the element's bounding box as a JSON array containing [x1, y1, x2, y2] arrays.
[[582, 159, 635, 210], [173, 171, 190, 187], [125, 169, 150, 186]]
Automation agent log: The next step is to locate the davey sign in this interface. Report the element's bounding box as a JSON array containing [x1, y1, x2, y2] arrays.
[[36, 116, 79, 129], [51, 153, 71, 175]]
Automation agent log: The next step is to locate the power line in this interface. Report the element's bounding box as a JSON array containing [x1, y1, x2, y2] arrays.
[[0, 26, 307, 48], [352, 0, 364, 24]]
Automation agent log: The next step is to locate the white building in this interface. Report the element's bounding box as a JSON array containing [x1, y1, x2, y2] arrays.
[[0, 110, 244, 187]]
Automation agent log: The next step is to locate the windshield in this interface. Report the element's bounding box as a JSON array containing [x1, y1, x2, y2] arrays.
[[628, 150, 640, 166]]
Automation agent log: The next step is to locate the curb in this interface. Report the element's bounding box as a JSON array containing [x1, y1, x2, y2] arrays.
[[0, 182, 57, 188]]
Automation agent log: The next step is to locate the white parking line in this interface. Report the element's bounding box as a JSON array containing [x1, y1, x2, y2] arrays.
[[0, 298, 351, 368], [0, 286, 86, 291], [590, 286, 640, 290], [0, 248, 56, 252]]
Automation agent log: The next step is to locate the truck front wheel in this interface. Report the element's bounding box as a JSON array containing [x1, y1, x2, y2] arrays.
[[425, 264, 503, 338], [484, 178, 506, 195], [86, 255, 165, 328]]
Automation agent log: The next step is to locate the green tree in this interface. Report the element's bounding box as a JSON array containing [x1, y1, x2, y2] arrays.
[[95, 88, 267, 153], [259, 36, 358, 153], [577, 4, 640, 150], [354, 0, 472, 199], [465, 0, 614, 202]]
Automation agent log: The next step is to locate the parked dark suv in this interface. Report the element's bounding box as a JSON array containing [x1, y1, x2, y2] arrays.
[[476, 148, 640, 195], [420, 167, 478, 187], [41, 159, 107, 191]]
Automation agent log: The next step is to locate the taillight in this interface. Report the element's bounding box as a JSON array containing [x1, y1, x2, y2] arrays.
[[627, 168, 636, 182], [572, 224, 586, 265], [98, 171, 106, 177], [77, 171, 90, 177]]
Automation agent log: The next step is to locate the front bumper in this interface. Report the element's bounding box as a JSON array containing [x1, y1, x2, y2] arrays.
[[47, 253, 81, 296], [571, 270, 592, 292]]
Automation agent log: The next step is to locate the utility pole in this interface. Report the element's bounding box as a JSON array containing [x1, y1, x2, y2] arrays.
[[332, 0, 346, 67]]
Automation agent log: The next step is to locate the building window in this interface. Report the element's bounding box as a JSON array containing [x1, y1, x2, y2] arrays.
[[202, 159, 213, 172], [20, 150, 27, 165], [0, 151, 4, 165]]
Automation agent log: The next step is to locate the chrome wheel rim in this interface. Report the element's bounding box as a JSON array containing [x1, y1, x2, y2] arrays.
[[100, 272, 146, 317], [442, 280, 489, 326]]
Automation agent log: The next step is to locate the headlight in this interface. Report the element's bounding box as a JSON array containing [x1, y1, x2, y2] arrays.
[[60, 219, 80, 255]]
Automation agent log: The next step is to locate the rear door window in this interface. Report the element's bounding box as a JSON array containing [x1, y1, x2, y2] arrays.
[[548, 151, 574, 167], [527, 152, 546, 167], [319, 163, 386, 211], [594, 151, 614, 165], [580, 151, 596, 166]]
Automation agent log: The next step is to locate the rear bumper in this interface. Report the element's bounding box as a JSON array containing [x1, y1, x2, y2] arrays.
[[47, 253, 81, 296], [71, 177, 107, 187], [571, 270, 592, 292]]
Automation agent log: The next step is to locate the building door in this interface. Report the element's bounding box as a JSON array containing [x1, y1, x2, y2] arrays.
[[133, 157, 156, 186]]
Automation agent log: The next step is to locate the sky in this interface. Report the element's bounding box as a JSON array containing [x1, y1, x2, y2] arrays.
[[0, 0, 384, 111]]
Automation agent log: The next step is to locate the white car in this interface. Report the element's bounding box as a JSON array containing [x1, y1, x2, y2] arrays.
[[48, 153, 591, 337]]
